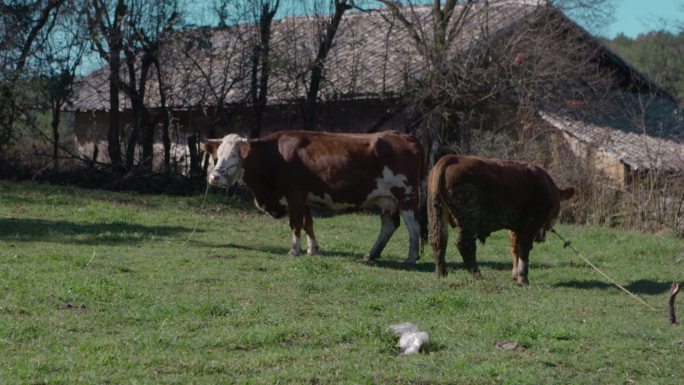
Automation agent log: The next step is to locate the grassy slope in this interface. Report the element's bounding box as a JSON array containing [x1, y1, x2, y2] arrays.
[[1, 181, 683, 384]]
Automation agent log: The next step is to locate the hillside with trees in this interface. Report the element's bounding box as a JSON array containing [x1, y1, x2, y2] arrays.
[[603, 31, 684, 104]]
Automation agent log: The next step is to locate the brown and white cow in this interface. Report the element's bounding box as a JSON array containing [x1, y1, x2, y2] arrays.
[[203, 130, 425, 263], [427, 155, 575, 284]]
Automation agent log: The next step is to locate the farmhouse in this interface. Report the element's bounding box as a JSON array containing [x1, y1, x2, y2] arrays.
[[66, 1, 683, 184]]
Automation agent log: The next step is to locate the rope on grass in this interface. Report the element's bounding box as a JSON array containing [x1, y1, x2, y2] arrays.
[[550, 228, 659, 313], [181, 183, 210, 247]]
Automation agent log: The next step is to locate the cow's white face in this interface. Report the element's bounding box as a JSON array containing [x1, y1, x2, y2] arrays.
[[206, 134, 247, 187]]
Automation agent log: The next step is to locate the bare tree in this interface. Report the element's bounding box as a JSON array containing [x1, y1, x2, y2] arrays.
[[121, 0, 180, 170], [163, 0, 256, 176], [302, 0, 353, 130], [249, 0, 280, 138], [86, 0, 127, 171], [177, 8, 250, 122], [372, 0, 615, 164], [0, 0, 66, 154], [87, 0, 181, 171], [374, 0, 484, 161], [154, 48, 172, 175], [38, 0, 88, 172]]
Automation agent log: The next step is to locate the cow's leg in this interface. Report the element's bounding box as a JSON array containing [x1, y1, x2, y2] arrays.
[[456, 228, 481, 278], [363, 210, 400, 261], [303, 207, 319, 256], [510, 231, 532, 284], [401, 209, 421, 264], [288, 202, 305, 257]]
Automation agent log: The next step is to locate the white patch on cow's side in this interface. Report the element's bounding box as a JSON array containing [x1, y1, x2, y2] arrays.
[[290, 234, 301, 256], [307, 235, 319, 256], [365, 167, 413, 205], [401, 210, 420, 264], [207, 134, 247, 186], [306, 192, 355, 211]]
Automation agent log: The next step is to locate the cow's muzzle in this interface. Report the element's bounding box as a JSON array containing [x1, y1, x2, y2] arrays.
[[208, 173, 225, 186]]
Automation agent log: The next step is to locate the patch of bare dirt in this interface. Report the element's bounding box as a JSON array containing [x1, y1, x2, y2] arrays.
[[494, 341, 526, 351], [59, 302, 87, 311]]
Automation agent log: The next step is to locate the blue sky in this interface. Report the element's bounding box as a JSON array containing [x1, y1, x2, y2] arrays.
[[601, 0, 682, 38]]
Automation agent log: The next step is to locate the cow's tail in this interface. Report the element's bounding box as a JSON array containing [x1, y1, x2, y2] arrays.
[[427, 161, 449, 276]]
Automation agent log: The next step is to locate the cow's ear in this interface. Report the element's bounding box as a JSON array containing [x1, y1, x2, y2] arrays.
[[559, 186, 575, 201], [238, 141, 250, 159], [202, 139, 222, 160]]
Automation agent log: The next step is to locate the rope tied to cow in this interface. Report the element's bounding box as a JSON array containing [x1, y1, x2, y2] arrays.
[[550, 228, 662, 314], [181, 183, 210, 247]]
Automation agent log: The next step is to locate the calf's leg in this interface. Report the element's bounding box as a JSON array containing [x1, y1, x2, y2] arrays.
[[364, 210, 399, 261], [509, 231, 519, 280], [303, 207, 319, 256], [510, 231, 532, 284], [457, 228, 480, 278], [288, 203, 305, 257]]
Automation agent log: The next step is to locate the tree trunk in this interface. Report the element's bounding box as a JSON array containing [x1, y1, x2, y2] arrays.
[[0, 87, 15, 150], [123, 51, 154, 170], [51, 100, 61, 172], [106, 0, 127, 173], [140, 110, 154, 170], [156, 62, 171, 175], [303, 0, 351, 131], [108, 51, 123, 172], [139, 54, 156, 170], [250, 1, 279, 139], [250, 43, 261, 138], [187, 134, 201, 178]]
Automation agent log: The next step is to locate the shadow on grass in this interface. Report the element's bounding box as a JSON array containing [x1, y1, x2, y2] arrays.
[[625, 279, 673, 295], [368, 259, 547, 274], [199, 241, 363, 259], [553, 279, 671, 295], [0, 218, 193, 245], [368, 259, 436, 273]]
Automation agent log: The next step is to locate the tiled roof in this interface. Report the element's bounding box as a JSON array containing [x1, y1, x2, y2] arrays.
[[541, 111, 684, 172], [67, 2, 541, 112]]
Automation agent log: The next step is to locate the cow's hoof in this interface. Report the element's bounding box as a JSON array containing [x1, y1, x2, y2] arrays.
[[288, 249, 300, 257], [470, 270, 482, 280], [362, 253, 378, 262], [403, 257, 417, 265], [514, 275, 529, 285], [435, 268, 448, 278], [307, 246, 320, 256]]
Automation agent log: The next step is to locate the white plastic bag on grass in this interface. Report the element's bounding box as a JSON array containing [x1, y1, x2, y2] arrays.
[[389, 323, 429, 355]]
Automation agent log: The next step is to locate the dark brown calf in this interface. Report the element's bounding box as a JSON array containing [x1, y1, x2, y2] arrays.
[[427, 155, 575, 283]]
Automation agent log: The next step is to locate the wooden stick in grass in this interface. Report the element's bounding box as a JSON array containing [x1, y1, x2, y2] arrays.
[[669, 283, 680, 325]]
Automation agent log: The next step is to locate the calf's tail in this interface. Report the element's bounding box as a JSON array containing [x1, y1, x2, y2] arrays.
[[559, 186, 576, 201]]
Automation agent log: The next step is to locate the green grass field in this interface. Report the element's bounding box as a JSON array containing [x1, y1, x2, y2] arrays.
[[1, 181, 683, 384]]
